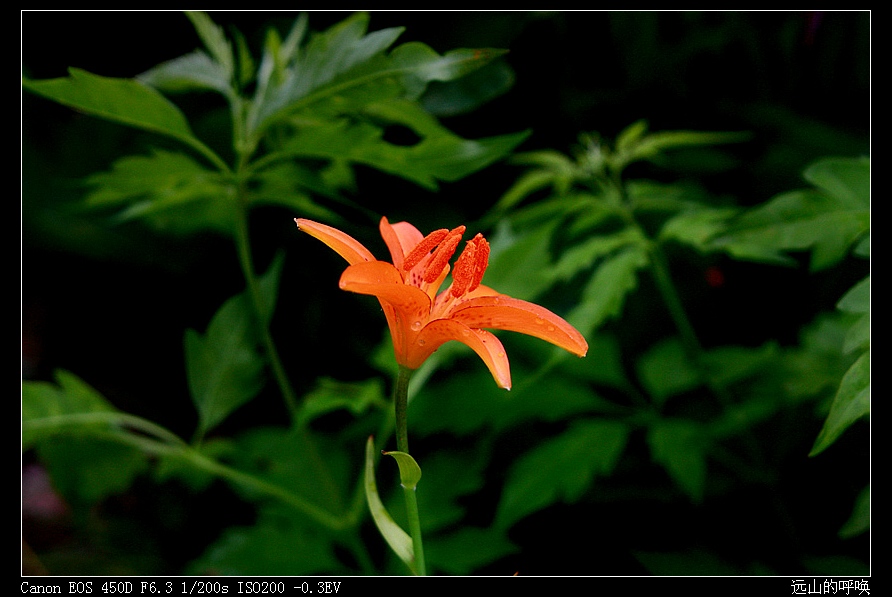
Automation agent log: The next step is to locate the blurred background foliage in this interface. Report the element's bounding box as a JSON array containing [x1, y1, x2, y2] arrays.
[[22, 11, 869, 576]]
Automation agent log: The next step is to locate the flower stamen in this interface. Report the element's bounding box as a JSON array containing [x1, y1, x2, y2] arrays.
[[451, 234, 490, 297], [402, 228, 449, 272], [422, 227, 464, 283]]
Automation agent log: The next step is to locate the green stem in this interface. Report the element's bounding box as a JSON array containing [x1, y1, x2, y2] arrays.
[[230, 179, 346, 515], [647, 243, 705, 362], [394, 366, 413, 454], [393, 365, 426, 576], [232, 190, 300, 422]]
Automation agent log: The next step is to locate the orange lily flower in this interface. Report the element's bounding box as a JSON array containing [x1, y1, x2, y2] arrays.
[[295, 217, 588, 390]]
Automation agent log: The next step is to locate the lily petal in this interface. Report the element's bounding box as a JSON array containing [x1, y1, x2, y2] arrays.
[[296, 218, 375, 265], [411, 320, 512, 389], [379, 217, 424, 270], [449, 295, 589, 357]]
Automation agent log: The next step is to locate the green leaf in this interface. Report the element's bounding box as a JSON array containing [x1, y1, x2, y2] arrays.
[[420, 58, 515, 117], [483, 220, 561, 301], [426, 527, 518, 576], [383, 450, 422, 490], [410, 449, 486, 533], [837, 276, 870, 314], [803, 156, 870, 211], [229, 426, 352, 520], [636, 337, 701, 406], [364, 436, 415, 572], [23, 68, 198, 147], [548, 228, 644, 283], [810, 351, 870, 456], [22, 371, 148, 504], [296, 377, 387, 427], [38, 436, 148, 506], [411, 370, 599, 438], [631, 129, 750, 162], [277, 100, 529, 190], [564, 244, 650, 337], [390, 43, 509, 100], [186, 506, 341, 575], [138, 50, 233, 95], [838, 485, 870, 539], [658, 207, 738, 252], [186, 11, 235, 81], [185, 254, 283, 435], [837, 276, 870, 354], [713, 157, 870, 270], [248, 12, 405, 134], [647, 418, 708, 502], [83, 149, 235, 235], [22, 370, 118, 449], [495, 419, 629, 529]]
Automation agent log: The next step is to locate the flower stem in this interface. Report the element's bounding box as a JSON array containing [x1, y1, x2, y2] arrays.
[[393, 365, 426, 576]]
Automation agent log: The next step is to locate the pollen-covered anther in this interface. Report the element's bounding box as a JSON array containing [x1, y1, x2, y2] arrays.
[[422, 227, 465, 283], [402, 228, 449, 272], [451, 233, 490, 297]]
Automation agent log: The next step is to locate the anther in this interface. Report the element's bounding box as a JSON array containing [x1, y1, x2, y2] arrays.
[[422, 227, 464, 283], [402, 229, 449, 272], [451, 234, 490, 297]]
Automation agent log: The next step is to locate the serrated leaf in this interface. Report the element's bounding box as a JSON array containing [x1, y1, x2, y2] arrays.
[[22, 370, 148, 504], [495, 419, 629, 529], [138, 50, 232, 95], [810, 351, 870, 456], [277, 100, 528, 190], [636, 337, 701, 405], [23, 68, 198, 146], [564, 244, 650, 336], [83, 149, 235, 235], [296, 377, 387, 427], [549, 228, 644, 283], [658, 207, 738, 251], [248, 12, 404, 134], [248, 12, 511, 141], [631, 129, 750, 162], [713, 156, 870, 271], [186, 11, 235, 79], [22, 370, 117, 449], [647, 418, 708, 502]]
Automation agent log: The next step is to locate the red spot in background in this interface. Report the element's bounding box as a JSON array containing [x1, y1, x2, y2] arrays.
[[705, 265, 725, 288]]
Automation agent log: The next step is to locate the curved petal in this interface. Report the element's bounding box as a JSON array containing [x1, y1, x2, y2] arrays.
[[380, 217, 424, 270], [340, 262, 432, 319], [296, 218, 375, 265], [340, 261, 433, 365], [408, 320, 512, 389], [448, 295, 588, 357]]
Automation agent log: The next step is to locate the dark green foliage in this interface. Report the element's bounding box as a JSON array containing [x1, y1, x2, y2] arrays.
[[23, 11, 868, 577]]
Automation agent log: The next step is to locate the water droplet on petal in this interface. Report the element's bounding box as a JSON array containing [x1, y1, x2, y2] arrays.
[[535, 318, 545, 325], [418, 339, 426, 346], [411, 321, 422, 331]]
